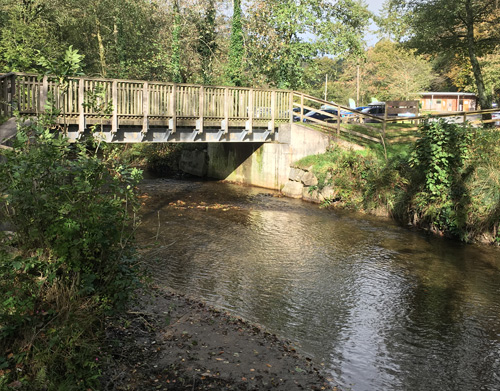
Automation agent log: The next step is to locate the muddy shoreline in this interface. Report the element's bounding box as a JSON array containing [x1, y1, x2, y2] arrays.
[[103, 286, 339, 390]]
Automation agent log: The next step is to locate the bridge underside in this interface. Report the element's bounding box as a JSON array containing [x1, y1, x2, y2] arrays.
[[64, 119, 281, 143]]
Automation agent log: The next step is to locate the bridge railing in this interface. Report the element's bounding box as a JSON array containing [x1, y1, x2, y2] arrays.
[[4, 73, 293, 138], [292, 91, 499, 149]]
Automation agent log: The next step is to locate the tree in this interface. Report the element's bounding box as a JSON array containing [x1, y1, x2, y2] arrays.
[[227, 0, 244, 86], [391, 0, 500, 109], [245, 0, 371, 89], [310, 41, 435, 106], [0, 0, 62, 72], [196, 0, 218, 84]]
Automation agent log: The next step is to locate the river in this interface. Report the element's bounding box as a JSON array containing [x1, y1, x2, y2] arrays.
[[137, 177, 500, 391]]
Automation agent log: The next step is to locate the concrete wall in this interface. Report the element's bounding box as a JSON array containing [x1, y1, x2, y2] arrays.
[[205, 123, 331, 190]]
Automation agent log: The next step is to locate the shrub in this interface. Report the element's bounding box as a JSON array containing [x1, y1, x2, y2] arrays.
[[0, 119, 142, 389]]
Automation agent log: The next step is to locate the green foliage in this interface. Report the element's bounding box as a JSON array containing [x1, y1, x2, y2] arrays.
[[171, 0, 183, 83], [245, 0, 371, 89], [227, 0, 244, 86], [144, 143, 184, 176], [0, 0, 62, 72], [196, 0, 218, 85], [0, 116, 142, 388], [410, 120, 472, 201], [299, 121, 499, 243]]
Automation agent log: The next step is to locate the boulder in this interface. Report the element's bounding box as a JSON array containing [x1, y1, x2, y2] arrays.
[[288, 167, 305, 182], [301, 171, 318, 186], [281, 180, 304, 198]]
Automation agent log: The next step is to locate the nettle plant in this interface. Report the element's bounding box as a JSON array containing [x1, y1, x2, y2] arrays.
[[409, 119, 473, 232]]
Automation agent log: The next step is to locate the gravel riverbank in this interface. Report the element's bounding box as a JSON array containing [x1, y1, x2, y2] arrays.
[[102, 286, 338, 391]]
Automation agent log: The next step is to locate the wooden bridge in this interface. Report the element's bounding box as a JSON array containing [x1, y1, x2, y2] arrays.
[[0, 73, 294, 143], [0, 72, 497, 145]]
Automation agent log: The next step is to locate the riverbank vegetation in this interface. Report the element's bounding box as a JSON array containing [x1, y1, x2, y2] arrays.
[[296, 121, 500, 244], [0, 115, 142, 389]]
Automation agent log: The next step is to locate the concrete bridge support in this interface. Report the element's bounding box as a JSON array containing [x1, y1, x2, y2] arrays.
[[180, 124, 331, 191]]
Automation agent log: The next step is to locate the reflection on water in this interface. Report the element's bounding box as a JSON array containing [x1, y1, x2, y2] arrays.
[[138, 178, 500, 391]]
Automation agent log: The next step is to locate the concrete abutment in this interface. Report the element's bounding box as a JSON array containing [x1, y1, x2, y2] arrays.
[[179, 124, 331, 190]]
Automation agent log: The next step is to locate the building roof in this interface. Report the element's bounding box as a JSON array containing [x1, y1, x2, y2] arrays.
[[416, 92, 477, 97]]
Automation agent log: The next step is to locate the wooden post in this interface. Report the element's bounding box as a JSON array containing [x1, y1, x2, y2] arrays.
[[79, 78, 85, 133], [9, 74, 16, 116], [289, 92, 293, 124], [0, 77, 6, 117], [300, 94, 304, 121], [39, 76, 48, 113], [247, 88, 253, 133], [270, 90, 276, 132], [336, 104, 341, 135], [198, 86, 204, 133], [381, 103, 388, 160], [112, 80, 118, 133], [170, 84, 177, 134], [142, 81, 149, 134], [463, 111, 467, 125], [224, 87, 229, 133]]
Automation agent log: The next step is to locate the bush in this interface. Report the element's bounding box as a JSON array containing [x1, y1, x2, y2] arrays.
[[0, 120, 142, 389], [300, 120, 500, 243]]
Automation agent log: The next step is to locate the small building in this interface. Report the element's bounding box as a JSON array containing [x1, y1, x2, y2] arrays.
[[418, 92, 477, 112]]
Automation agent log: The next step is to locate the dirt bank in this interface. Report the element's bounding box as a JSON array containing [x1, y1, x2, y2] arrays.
[[102, 286, 338, 390]]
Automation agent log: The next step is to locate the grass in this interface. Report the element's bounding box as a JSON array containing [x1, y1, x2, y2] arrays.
[[295, 124, 500, 244]]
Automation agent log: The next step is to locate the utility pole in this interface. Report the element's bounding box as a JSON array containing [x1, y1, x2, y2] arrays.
[[324, 74, 328, 101], [356, 64, 360, 106]]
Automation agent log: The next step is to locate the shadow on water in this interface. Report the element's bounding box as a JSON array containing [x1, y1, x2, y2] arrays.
[[137, 178, 500, 391]]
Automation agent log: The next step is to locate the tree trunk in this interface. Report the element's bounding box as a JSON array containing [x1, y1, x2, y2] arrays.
[[465, 0, 491, 111]]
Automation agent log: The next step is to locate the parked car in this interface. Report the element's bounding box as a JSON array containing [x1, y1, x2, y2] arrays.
[[302, 107, 339, 123], [361, 102, 385, 123], [292, 107, 311, 121]]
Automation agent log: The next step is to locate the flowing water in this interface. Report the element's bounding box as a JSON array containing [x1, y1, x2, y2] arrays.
[[137, 178, 500, 391]]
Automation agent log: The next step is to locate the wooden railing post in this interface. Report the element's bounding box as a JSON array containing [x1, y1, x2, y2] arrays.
[[270, 90, 276, 132], [79, 78, 85, 134], [300, 94, 304, 121], [336, 103, 341, 135], [112, 80, 118, 133], [381, 103, 388, 160], [142, 81, 149, 135], [39, 76, 48, 113], [223, 87, 229, 133], [247, 88, 253, 133], [289, 92, 293, 124], [198, 86, 204, 133], [2, 74, 11, 116], [9, 74, 16, 116], [170, 84, 177, 134]]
